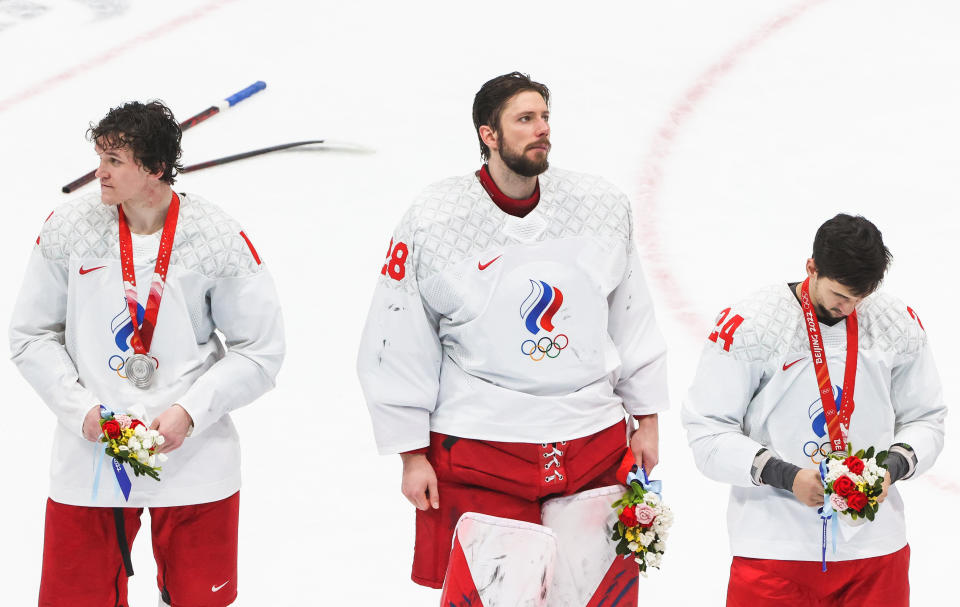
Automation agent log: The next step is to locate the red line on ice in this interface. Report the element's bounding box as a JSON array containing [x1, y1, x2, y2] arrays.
[[0, 0, 240, 114], [636, 0, 828, 339]]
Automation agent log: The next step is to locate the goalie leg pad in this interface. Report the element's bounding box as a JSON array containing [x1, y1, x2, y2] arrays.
[[440, 512, 558, 607], [541, 485, 639, 607]]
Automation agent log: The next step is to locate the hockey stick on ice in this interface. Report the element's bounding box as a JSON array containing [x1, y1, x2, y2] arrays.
[[179, 140, 334, 173], [60, 81, 267, 193]]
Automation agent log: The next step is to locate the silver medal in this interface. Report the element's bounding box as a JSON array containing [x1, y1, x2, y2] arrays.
[[125, 353, 156, 389]]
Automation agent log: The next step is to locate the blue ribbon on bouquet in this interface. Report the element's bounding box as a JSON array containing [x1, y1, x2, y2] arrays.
[[817, 459, 839, 572], [90, 405, 132, 501], [626, 465, 663, 496]]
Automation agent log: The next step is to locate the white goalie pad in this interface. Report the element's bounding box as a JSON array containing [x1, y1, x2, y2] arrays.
[[541, 485, 637, 607], [441, 512, 558, 607]]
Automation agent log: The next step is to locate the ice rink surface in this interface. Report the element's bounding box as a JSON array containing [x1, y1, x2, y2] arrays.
[[1, 0, 957, 604]]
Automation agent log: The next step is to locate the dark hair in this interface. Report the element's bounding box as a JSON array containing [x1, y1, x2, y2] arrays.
[[87, 100, 183, 184], [812, 214, 892, 296], [472, 72, 550, 161]]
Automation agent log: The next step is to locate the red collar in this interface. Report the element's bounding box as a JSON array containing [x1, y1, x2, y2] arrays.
[[475, 165, 540, 218]]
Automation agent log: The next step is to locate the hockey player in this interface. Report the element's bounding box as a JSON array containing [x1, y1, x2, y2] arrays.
[[682, 214, 946, 606], [357, 72, 669, 604], [10, 100, 285, 607]]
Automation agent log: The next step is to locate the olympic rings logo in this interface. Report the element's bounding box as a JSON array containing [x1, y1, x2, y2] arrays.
[[802, 440, 831, 464], [108, 354, 159, 380], [520, 334, 569, 361]]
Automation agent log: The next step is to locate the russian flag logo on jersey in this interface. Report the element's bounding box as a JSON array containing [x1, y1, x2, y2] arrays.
[[519, 279, 570, 362], [801, 385, 842, 463], [520, 279, 564, 335]]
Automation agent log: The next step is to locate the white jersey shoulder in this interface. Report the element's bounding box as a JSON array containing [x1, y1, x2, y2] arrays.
[[857, 291, 926, 356], [705, 284, 805, 363], [174, 193, 262, 278], [38, 193, 113, 264], [36, 192, 261, 279], [538, 167, 633, 243]]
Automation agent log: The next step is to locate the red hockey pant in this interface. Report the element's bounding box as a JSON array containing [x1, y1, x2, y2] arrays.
[[727, 544, 910, 606]]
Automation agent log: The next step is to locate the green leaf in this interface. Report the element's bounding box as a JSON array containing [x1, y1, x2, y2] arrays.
[[865, 446, 875, 459], [854, 448, 865, 459], [866, 508, 875, 522]]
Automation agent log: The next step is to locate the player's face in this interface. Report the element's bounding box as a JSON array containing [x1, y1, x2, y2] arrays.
[[809, 275, 863, 319], [94, 140, 156, 207], [493, 90, 551, 177]]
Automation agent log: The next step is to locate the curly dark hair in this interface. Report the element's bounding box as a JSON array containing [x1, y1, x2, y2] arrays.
[[87, 100, 183, 184], [472, 72, 550, 162], [812, 214, 892, 296]]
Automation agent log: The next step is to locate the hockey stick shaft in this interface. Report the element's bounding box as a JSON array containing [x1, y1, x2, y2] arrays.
[[61, 81, 267, 193], [180, 140, 326, 173]]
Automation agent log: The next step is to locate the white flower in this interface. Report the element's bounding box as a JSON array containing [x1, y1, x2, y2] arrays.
[[134, 425, 147, 437], [118, 445, 129, 452], [141, 436, 154, 449], [638, 531, 655, 548], [653, 541, 665, 552], [154, 434, 165, 446], [157, 453, 168, 463], [147, 455, 157, 467], [644, 551, 661, 568], [136, 449, 150, 461], [127, 438, 141, 451], [643, 492, 661, 506], [628, 541, 639, 552]]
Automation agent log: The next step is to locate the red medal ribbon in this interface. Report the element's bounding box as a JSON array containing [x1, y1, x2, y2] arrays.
[[117, 192, 180, 355], [799, 278, 858, 452]]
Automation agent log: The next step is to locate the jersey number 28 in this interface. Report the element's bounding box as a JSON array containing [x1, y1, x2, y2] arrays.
[[381, 238, 409, 281]]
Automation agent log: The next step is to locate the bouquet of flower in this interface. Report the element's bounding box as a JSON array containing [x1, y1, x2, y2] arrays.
[[99, 411, 167, 482], [610, 471, 674, 575], [822, 445, 888, 524]]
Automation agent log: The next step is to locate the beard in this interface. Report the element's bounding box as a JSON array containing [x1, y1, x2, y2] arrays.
[[499, 138, 550, 177], [815, 303, 844, 320]]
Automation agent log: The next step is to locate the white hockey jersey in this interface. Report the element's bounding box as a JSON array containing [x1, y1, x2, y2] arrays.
[[682, 283, 946, 561], [10, 193, 285, 507], [357, 167, 669, 455]]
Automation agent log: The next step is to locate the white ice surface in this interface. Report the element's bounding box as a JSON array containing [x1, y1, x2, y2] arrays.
[[0, 1, 957, 605]]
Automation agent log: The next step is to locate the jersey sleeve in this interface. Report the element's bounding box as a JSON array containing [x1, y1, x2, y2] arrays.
[[9, 214, 100, 437], [177, 249, 285, 435], [607, 241, 669, 416], [356, 214, 442, 455], [888, 309, 946, 478], [681, 307, 768, 487]]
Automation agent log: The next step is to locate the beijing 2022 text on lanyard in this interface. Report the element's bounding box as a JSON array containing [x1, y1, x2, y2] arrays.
[[800, 277, 858, 453], [117, 192, 180, 389]]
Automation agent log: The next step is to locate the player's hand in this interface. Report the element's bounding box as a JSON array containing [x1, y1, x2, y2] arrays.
[[400, 453, 439, 511], [150, 404, 193, 453], [792, 469, 825, 507], [630, 413, 659, 474], [877, 470, 891, 504], [82, 404, 103, 442]]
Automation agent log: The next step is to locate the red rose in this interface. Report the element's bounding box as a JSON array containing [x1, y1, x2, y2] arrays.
[[843, 456, 865, 475], [619, 507, 638, 527], [846, 491, 868, 512], [101, 420, 122, 440], [832, 476, 856, 498], [130, 419, 145, 430]]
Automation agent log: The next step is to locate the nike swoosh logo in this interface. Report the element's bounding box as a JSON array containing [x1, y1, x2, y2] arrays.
[[782, 358, 804, 371], [212, 581, 230, 592], [478, 255, 502, 271], [79, 265, 106, 275]]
